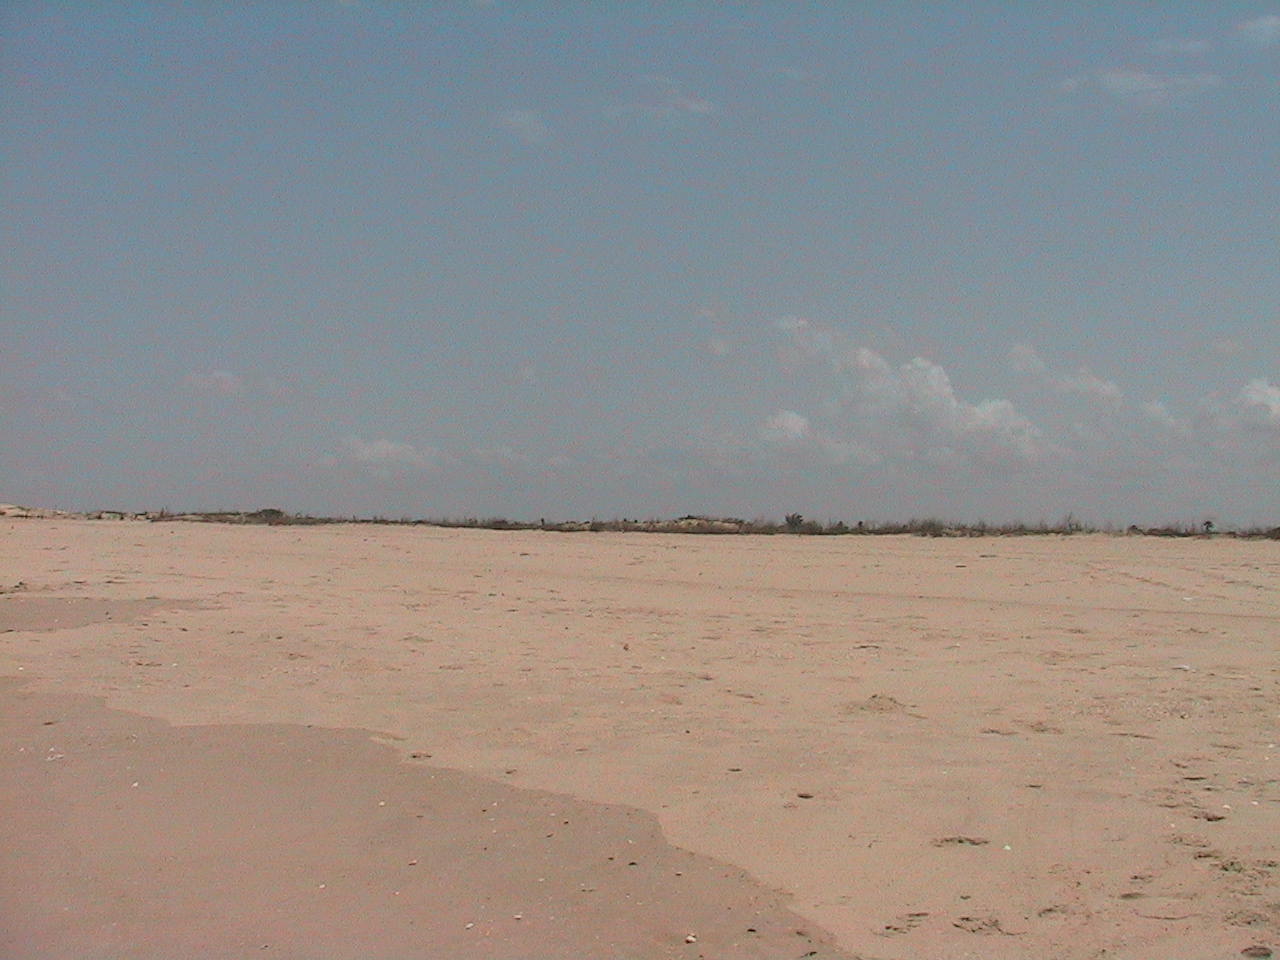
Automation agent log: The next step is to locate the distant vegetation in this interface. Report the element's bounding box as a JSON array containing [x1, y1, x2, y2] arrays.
[[135, 509, 1280, 539], [5, 503, 1276, 538]]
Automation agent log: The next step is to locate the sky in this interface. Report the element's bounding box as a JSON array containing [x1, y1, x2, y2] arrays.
[[3, 2, 1278, 526]]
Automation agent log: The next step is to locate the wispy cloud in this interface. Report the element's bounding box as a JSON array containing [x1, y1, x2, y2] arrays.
[[1238, 14, 1280, 46], [1059, 68, 1223, 107], [183, 370, 245, 396], [472, 444, 534, 468], [607, 76, 716, 121], [343, 436, 447, 471], [705, 337, 732, 357], [651, 76, 715, 115], [1139, 399, 1184, 429], [762, 64, 811, 82], [497, 109, 550, 145], [1211, 338, 1244, 357], [1008, 343, 1049, 375], [760, 409, 810, 443], [1145, 38, 1212, 56]]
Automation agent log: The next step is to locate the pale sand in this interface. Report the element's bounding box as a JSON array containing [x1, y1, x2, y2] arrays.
[[1, 519, 1277, 959]]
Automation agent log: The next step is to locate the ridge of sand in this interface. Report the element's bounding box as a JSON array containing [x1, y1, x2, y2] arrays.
[[2, 518, 1277, 959]]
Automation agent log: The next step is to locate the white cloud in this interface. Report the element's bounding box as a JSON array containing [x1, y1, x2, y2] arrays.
[[497, 109, 550, 145], [771, 321, 1046, 467], [1059, 68, 1223, 106], [774, 314, 842, 366], [1237, 378, 1280, 427], [856, 352, 1045, 461], [1009, 345, 1122, 401], [184, 370, 244, 396], [1054, 366, 1126, 399], [698, 320, 1279, 522], [1239, 14, 1280, 46], [343, 436, 446, 470], [755, 410, 880, 468], [760, 409, 811, 443], [1009, 346, 1276, 477], [1059, 370, 1124, 401]]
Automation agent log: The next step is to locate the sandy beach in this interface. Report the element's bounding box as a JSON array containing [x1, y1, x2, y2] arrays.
[[2, 518, 1277, 959]]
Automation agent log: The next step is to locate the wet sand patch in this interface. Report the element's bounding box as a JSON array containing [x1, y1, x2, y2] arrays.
[[0, 682, 850, 960], [0, 596, 193, 634]]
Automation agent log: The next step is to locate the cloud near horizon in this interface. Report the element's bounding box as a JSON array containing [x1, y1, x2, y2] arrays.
[[1235, 379, 1280, 429], [764, 319, 1046, 469], [318, 322, 1274, 525], [1006, 344, 1280, 475], [342, 436, 447, 471]]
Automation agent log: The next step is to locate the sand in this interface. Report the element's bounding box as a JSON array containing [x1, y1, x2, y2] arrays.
[[1, 519, 1277, 959]]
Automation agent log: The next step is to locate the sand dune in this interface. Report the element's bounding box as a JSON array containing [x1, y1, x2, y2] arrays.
[[2, 519, 1277, 959]]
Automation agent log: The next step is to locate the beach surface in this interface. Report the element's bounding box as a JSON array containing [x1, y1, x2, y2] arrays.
[[1, 519, 1277, 959]]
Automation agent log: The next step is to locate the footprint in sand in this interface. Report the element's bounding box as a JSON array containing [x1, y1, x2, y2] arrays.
[[841, 693, 926, 719], [932, 835, 990, 847], [953, 914, 1021, 935], [876, 911, 929, 937]]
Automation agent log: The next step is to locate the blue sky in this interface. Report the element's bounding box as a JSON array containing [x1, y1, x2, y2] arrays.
[[3, 2, 1278, 525]]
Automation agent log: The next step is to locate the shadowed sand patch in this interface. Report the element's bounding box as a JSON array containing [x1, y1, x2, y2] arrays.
[[0, 682, 852, 960]]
